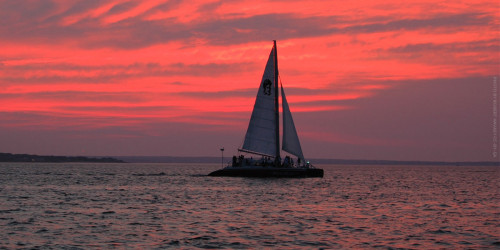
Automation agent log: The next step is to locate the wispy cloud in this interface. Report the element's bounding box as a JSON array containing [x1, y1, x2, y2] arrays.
[[0, 1, 495, 49]]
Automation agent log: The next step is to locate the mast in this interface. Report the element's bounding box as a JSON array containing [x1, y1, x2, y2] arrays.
[[274, 40, 280, 166]]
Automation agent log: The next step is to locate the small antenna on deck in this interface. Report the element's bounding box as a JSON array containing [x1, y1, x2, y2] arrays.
[[220, 147, 224, 168]]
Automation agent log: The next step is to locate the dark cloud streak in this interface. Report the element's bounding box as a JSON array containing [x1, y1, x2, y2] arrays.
[[0, 61, 258, 84], [384, 39, 500, 54], [0, 91, 149, 103], [105, 1, 139, 16]]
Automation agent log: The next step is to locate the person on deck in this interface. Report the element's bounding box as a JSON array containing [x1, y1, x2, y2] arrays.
[[284, 156, 290, 168]]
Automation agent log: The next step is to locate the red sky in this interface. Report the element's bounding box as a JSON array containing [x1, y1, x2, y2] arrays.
[[0, 0, 498, 161]]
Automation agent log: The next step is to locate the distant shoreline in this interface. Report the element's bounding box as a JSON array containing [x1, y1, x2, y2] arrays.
[[0, 153, 124, 163], [115, 156, 499, 166], [1, 153, 497, 166]]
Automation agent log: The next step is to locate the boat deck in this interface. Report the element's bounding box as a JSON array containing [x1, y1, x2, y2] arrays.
[[208, 166, 323, 178]]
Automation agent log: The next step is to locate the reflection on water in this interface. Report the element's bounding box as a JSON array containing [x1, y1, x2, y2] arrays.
[[0, 163, 498, 248]]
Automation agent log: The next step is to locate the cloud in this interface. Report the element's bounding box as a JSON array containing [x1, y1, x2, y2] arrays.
[[174, 88, 256, 99], [296, 76, 494, 160], [105, 1, 139, 16], [45, 0, 104, 23], [0, 0, 494, 49], [0, 91, 149, 103], [386, 39, 499, 54], [197, 1, 224, 13], [0, 61, 258, 84], [0, 0, 57, 26], [343, 12, 492, 34], [373, 38, 500, 70]]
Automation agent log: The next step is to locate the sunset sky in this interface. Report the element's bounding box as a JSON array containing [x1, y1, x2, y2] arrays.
[[0, 0, 498, 161]]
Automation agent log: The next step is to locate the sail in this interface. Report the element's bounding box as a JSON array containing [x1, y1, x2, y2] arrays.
[[281, 86, 305, 160], [241, 46, 277, 157]]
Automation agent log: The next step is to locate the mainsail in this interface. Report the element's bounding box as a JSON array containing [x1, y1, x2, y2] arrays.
[[240, 45, 277, 157], [281, 85, 305, 161]]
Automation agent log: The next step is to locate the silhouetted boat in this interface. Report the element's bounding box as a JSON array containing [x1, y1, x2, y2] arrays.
[[209, 41, 323, 178]]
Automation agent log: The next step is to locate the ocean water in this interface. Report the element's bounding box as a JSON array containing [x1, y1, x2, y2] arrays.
[[0, 163, 498, 249]]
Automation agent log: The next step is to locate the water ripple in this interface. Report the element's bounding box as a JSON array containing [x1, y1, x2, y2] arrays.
[[0, 163, 498, 248]]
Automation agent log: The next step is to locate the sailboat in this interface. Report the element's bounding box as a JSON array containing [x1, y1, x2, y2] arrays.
[[209, 41, 323, 178]]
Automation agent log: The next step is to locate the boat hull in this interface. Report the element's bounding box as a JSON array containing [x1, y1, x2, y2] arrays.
[[208, 167, 323, 178]]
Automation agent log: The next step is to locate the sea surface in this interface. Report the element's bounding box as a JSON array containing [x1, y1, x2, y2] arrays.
[[0, 163, 498, 249]]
